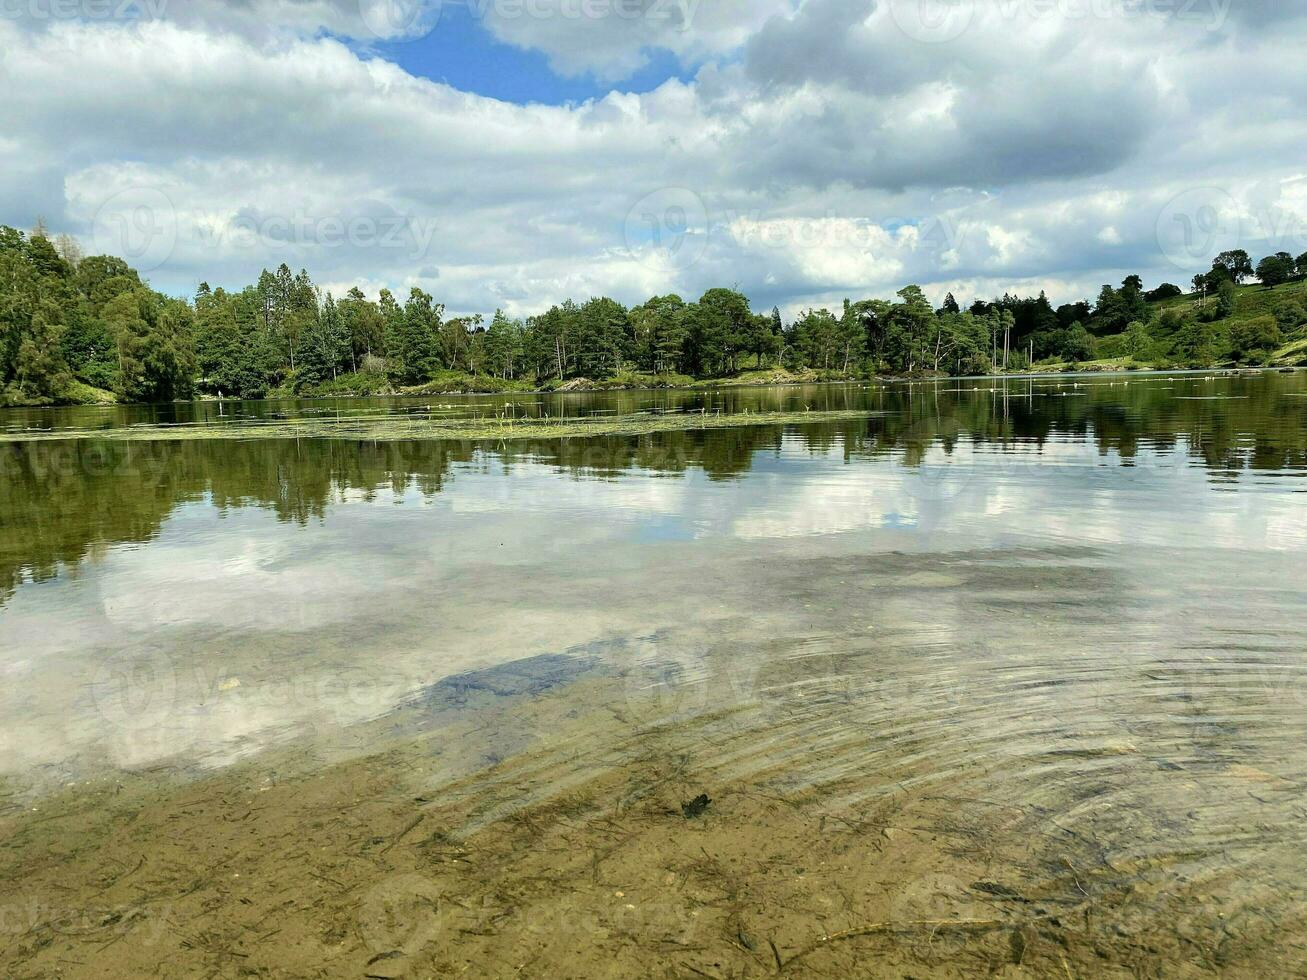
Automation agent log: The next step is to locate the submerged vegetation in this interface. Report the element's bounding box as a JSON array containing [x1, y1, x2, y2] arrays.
[[0, 407, 885, 444], [3, 225, 1306, 407]]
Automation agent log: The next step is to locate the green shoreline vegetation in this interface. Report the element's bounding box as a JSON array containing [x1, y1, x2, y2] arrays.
[[3, 223, 1306, 409]]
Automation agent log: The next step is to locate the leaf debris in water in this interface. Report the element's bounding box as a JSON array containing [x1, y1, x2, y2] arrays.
[[681, 794, 712, 819]]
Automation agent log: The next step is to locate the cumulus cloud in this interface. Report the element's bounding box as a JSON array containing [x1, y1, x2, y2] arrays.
[[475, 0, 798, 81], [0, 0, 1304, 318]]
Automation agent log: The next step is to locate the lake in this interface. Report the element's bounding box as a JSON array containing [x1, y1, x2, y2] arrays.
[[2, 371, 1306, 976]]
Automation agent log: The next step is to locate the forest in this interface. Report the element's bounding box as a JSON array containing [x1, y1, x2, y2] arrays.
[[2, 223, 1306, 406]]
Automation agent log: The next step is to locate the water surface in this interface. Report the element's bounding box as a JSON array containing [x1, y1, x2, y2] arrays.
[[2, 371, 1306, 973]]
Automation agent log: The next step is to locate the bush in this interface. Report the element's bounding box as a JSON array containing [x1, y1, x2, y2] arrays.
[[77, 359, 118, 391], [307, 371, 395, 397], [1123, 321, 1154, 359], [1228, 315, 1284, 364], [1062, 324, 1096, 362], [404, 372, 534, 395], [1095, 334, 1128, 359], [1216, 280, 1237, 319], [600, 370, 695, 389], [1005, 352, 1032, 372], [1171, 316, 1217, 366], [1273, 299, 1306, 333]]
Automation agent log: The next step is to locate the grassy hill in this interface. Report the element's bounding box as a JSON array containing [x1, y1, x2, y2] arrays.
[[1036, 279, 1307, 373], [1154, 279, 1307, 365], [1153, 277, 1305, 321]]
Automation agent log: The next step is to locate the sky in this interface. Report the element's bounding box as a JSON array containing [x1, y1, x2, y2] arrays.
[[2, 0, 1306, 319]]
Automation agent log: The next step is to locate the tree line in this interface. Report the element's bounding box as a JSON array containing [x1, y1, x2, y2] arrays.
[[2, 223, 1305, 405]]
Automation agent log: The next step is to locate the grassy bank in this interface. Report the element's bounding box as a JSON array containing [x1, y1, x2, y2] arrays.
[[0, 379, 116, 408], [288, 366, 855, 399], [0, 407, 885, 444]]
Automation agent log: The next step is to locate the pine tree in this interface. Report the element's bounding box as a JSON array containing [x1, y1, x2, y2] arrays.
[[12, 303, 72, 402]]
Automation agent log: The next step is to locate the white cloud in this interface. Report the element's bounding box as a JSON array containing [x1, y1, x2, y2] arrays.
[[1, 1, 1305, 317], [475, 0, 799, 81]]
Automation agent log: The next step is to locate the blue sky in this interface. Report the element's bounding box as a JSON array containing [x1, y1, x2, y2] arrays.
[[371, 5, 694, 104]]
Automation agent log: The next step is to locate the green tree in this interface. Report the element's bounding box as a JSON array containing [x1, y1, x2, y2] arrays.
[[630, 294, 687, 375], [1145, 283, 1182, 301], [389, 288, 443, 384], [483, 310, 524, 379], [744, 311, 783, 369], [687, 288, 750, 376], [530, 303, 575, 379], [1062, 323, 1096, 363], [1273, 299, 1306, 333], [194, 287, 270, 398], [574, 297, 630, 377], [1255, 252, 1295, 288], [339, 287, 384, 369], [105, 288, 196, 402], [1124, 320, 1153, 359], [1213, 249, 1253, 284], [833, 300, 867, 372], [1094, 284, 1125, 331], [882, 286, 944, 373], [299, 292, 351, 387], [791, 308, 841, 370], [11, 302, 73, 402]]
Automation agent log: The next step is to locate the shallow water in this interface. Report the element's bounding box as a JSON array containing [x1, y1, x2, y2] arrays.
[[2, 371, 1307, 974], [2, 371, 1306, 774]]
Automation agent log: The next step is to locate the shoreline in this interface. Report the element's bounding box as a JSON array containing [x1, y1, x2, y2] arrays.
[[3, 368, 1299, 443], [7, 364, 1300, 412]]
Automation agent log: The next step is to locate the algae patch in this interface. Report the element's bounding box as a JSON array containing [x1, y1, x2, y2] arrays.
[[0, 408, 885, 444]]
